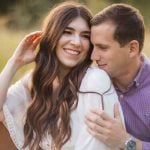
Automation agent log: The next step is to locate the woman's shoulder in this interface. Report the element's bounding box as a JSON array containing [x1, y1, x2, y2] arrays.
[[84, 66, 111, 84], [8, 70, 33, 100], [87, 66, 109, 77], [21, 70, 33, 91], [80, 67, 112, 93]]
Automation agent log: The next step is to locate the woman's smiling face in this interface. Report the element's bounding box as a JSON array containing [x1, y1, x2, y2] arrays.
[[56, 17, 91, 72]]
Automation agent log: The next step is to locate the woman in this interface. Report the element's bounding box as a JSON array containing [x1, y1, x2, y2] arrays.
[[0, 2, 124, 150]]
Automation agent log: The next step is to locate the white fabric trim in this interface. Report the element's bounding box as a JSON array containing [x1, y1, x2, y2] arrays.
[[3, 104, 24, 150]]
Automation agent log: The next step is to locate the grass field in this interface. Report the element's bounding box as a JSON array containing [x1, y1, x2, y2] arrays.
[[0, 16, 40, 81], [0, 17, 150, 81]]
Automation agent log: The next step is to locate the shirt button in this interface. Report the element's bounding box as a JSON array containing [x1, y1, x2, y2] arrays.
[[120, 94, 124, 98]]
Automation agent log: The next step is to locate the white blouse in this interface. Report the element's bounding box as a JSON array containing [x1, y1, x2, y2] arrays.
[[3, 67, 124, 150]]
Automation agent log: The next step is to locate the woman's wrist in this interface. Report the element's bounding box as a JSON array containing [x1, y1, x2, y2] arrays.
[[8, 56, 23, 72]]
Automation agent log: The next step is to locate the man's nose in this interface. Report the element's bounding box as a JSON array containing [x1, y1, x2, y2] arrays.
[[91, 48, 99, 61]]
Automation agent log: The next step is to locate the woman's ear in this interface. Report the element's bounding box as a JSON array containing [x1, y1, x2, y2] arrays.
[[128, 40, 140, 57]]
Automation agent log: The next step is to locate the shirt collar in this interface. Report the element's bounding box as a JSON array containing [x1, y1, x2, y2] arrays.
[[134, 54, 150, 87], [114, 54, 150, 93]]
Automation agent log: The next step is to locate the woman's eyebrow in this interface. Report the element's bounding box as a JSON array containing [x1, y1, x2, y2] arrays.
[[65, 27, 91, 34], [65, 27, 74, 31]]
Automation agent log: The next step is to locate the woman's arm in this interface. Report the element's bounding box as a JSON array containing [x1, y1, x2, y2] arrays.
[[0, 31, 42, 119]]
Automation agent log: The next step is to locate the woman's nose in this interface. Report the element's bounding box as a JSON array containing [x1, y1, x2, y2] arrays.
[[70, 35, 81, 46]]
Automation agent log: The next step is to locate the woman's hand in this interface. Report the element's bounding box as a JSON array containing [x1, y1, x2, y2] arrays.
[[11, 31, 42, 68], [0, 31, 42, 114]]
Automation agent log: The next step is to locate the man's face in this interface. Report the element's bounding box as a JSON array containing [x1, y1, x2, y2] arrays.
[[91, 22, 131, 78]]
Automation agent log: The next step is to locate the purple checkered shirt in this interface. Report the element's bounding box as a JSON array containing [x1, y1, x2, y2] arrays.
[[115, 55, 150, 150]]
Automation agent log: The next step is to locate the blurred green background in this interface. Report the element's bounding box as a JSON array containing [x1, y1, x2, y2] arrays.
[[0, 0, 150, 80]]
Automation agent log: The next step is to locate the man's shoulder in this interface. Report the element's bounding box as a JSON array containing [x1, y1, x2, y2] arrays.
[[136, 54, 150, 84]]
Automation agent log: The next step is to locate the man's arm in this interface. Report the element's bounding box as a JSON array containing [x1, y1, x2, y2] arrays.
[[85, 103, 143, 150]]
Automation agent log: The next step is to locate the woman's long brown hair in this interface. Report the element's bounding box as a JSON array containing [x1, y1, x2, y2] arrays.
[[23, 2, 93, 149]]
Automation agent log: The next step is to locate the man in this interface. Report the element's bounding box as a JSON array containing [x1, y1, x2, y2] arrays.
[[86, 3, 150, 150]]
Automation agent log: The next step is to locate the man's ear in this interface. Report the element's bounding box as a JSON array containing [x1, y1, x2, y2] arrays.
[[128, 40, 140, 57]]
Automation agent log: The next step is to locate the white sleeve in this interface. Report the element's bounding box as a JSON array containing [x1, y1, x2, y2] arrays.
[[2, 75, 31, 149], [73, 67, 124, 150]]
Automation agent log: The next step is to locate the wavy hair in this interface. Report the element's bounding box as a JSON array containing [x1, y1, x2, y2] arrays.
[[23, 2, 93, 149]]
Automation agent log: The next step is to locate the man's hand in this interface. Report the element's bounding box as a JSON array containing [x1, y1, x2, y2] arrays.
[[85, 103, 128, 149]]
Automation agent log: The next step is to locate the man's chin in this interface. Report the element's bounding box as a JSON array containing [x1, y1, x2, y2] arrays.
[[98, 66, 111, 75]]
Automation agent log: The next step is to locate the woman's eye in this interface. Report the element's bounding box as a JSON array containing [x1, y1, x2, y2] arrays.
[[82, 34, 90, 39]]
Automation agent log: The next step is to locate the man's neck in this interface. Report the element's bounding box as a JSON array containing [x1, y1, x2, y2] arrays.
[[113, 75, 135, 92], [112, 59, 142, 91]]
